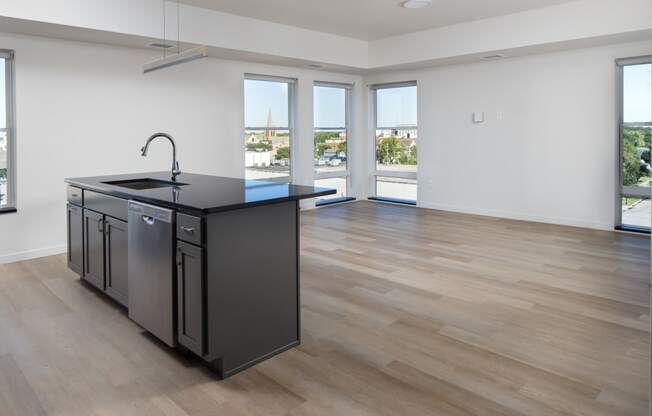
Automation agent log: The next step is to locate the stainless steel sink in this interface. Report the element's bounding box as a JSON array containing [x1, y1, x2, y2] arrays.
[[103, 178, 188, 190]]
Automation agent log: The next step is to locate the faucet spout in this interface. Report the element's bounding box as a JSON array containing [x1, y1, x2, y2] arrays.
[[141, 132, 181, 181]]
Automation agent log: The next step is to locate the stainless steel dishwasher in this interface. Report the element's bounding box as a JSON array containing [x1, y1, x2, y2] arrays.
[[128, 201, 176, 347]]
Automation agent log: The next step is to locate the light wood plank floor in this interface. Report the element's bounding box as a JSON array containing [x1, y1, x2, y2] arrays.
[[0, 201, 649, 416]]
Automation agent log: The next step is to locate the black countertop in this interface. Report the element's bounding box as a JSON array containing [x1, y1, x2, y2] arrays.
[[65, 172, 335, 214]]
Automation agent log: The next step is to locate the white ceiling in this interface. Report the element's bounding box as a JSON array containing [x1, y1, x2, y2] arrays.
[[180, 0, 582, 40]]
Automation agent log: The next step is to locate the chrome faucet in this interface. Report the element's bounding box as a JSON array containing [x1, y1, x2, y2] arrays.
[[141, 132, 181, 181]]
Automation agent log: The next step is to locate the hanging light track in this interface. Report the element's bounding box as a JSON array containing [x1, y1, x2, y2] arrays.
[[143, 0, 208, 74]]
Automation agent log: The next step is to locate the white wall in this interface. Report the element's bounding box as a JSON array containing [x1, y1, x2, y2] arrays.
[[0, 32, 362, 263], [365, 40, 652, 230]]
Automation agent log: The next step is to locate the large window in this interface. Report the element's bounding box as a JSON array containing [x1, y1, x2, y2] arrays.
[[244, 75, 296, 182], [371, 82, 418, 203], [0, 50, 15, 212], [314, 82, 352, 204], [617, 57, 651, 231]]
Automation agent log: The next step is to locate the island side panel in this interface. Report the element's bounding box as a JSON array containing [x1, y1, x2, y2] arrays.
[[205, 200, 299, 376]]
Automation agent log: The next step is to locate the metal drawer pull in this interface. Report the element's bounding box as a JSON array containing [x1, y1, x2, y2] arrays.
[[180, 226, 195, 234]]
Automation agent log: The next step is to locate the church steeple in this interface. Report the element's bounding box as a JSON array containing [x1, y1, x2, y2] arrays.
[[264, 108, 275, 141]]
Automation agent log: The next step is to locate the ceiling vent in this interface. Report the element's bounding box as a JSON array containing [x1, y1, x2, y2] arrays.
[[148, 42, 175, 49], [481, 54, 507, 61]]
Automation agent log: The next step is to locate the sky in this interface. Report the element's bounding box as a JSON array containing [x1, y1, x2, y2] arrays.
[[314, 86, 345, 128], [624, 64, 651, 123], [245, 80, 419, 129], [244, 79, 289, 128], [376, 85, 417, 128]]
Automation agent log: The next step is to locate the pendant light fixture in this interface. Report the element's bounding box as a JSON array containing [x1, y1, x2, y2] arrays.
[[143, 0, 208, 74]]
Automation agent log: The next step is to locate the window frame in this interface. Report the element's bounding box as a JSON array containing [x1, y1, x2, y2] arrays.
[[313, 81, 353, 205], [615, 56, 652, 231], [369, 81, 418, 204], [0, 49, 16, 213], [244, 73, 297, 183]]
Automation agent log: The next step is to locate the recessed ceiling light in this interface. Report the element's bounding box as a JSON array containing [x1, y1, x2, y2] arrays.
[[401, 0, 432, 9]]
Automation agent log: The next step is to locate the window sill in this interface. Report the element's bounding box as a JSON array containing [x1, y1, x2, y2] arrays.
[[368, 197, 416, 206], [316, 197, 356, 207], [0, 207, 17, 215], [615, 225, 650, 234]]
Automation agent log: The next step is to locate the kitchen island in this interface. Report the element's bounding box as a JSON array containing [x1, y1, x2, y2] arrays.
[[64, 171, 334, 378]]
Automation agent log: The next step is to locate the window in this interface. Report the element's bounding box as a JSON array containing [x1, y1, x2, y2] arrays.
[[371, 82, 418, 204], [0, 50, 15, 212], [617, 57, 651, 231], [314, 82, 352, 204], [244, 75, 296, 182]]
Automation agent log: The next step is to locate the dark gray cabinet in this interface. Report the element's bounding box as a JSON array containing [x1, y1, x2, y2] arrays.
[[83, 210, 105, 290], [67, 204, 84, 275], [105, 217, 128, 307], [176, 241, 204, 356]]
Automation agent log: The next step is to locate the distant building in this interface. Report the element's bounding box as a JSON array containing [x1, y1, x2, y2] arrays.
[[245, 151, 271, 168], [378, 125, 418, 140], [323, 149, 338, 159]]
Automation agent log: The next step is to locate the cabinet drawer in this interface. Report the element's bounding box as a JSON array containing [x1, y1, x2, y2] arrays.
[[67, 186, 83, 206], [84, 191, 128, 222], [177, 213, 202, 246]]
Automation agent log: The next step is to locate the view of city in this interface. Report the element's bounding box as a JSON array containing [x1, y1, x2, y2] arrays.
[[244, 78, 291, 180], [374, 84, 418, 201], [0, 131, 6, 207], [621, 63, 651, 228], [0, 59, 5, 207], [244, 126, 291, 180], [621, 126, 651, 227]]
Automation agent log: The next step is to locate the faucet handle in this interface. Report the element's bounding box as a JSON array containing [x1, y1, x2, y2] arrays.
[[172, 161, 181, 179]]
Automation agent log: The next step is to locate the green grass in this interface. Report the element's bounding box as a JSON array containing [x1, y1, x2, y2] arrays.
[[622, 196, 642, 206]]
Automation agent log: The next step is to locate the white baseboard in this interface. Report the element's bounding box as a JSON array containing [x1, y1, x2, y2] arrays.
[[0, 245, 67, 265], [417, 201, 613, 231]]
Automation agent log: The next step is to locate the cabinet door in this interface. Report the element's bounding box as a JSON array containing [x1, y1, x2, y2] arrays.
[[83, 210, 105, 290], [67, 204, 84, 275], [105, 217, 128, 307], [177, 241, 204, 356]]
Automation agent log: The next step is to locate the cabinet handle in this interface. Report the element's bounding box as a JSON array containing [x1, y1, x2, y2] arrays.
[[180, 226, 195, 234], [98, 219, 104, 233]]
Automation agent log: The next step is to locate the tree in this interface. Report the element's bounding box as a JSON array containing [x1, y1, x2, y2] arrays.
[[337, 141, 347, 154], [314, 131, 340, 143], [246, 143, 272, 151], [376, 137, 406, 165], [276, 147, 290, 160], [623, 138, 642, 186], [315, 143, 330, 158], [622, 127, 652, 186]]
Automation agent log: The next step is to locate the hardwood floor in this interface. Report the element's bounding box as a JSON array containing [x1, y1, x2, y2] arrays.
[[0, 201, 649, 416]]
